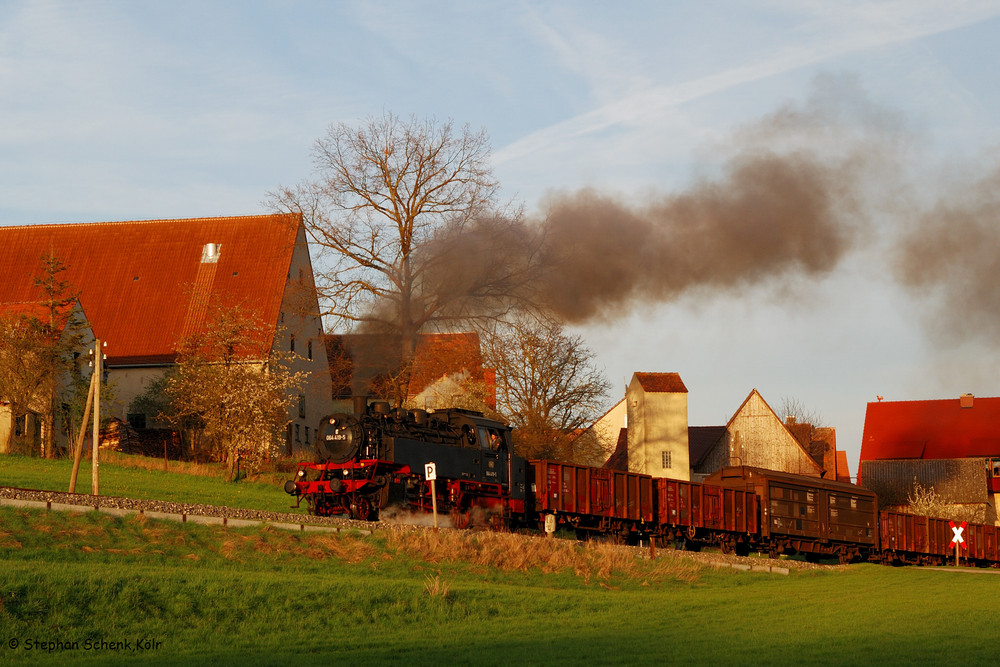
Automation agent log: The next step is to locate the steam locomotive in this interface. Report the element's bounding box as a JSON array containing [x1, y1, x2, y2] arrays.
[[285, 403, 1000, 567], [285, 400, 526, 528]]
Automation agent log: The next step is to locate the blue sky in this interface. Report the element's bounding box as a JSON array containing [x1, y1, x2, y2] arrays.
[[4, 1, 1000, 472]]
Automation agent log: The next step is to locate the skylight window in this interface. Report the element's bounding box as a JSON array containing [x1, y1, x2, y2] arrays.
[[201, 243, 221, 263]]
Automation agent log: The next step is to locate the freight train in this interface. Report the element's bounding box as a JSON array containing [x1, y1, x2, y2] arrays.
[[285, 403, 999, 567]]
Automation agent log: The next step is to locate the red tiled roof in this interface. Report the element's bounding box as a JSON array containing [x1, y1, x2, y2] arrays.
[[860, 395, 1000, 463], [0, 301, 88, 346], [0, 214, 300, 365], [325, 331, 486, 399], [633, 372, 688, 393], [409, 333, 484, 392], [0, 301, 58, 321]]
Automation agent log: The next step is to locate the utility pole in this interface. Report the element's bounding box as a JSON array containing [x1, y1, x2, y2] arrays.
[[68, 370, 96, 494]]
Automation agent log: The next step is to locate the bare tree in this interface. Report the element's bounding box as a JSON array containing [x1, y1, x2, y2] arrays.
[[270, 112, 534, 403], [481, 317, 610, 464], [163, 305, 307, 478], [777, 396, 824, 428]]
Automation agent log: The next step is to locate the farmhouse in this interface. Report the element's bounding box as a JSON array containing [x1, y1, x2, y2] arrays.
[[0, 214, 332, 457], [858, 394, 1000, 524]]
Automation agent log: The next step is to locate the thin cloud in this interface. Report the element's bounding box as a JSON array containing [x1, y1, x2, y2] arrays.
[[494, 2, 1000, 167]]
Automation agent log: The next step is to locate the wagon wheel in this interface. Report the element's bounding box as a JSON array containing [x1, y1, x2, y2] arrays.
[[720, 540, 733, 555], [767, 546, 780, 560]]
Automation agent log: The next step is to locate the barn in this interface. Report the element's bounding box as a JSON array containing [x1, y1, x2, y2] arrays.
[[0, 213, 333, 457], [858, 394, 1000, 524]]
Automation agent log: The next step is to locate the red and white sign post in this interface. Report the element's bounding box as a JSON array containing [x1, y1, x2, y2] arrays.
[[949, 520, 967, 567]]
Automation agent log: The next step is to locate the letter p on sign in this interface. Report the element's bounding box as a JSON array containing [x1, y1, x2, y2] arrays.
[[425, 462, 437, 481]]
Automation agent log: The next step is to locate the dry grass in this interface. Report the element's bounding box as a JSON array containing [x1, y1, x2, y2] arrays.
[[383, 527, 703, 585], [101, 450, 228, 477], [423, 573, 451, 598], [99, 450, 290, 485]]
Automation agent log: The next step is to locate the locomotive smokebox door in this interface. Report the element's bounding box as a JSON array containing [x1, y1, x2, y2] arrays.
[[319, 415, 364, 463]]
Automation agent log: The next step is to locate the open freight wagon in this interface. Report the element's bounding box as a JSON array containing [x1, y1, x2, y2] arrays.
[[879, 511, 999, 566], [656, 478, 759, 554], [528, 460, 654, 539]]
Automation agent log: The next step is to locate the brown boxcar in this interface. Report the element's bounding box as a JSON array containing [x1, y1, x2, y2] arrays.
[[528, 460, 654, 531], [707, 466, 877, 562]]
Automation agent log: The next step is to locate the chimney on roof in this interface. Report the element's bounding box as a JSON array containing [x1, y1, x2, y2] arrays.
[[201, 243, 221, 264], [960, 393, 974, 409]]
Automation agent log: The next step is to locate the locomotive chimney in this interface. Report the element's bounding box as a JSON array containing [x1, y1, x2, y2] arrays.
[[353, 395, 369, 416]]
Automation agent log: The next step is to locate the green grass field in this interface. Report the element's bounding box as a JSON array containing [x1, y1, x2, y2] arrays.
[[1, 504, 998, 666], [2, 455, 999, 665], [0, 453, 304, 514]]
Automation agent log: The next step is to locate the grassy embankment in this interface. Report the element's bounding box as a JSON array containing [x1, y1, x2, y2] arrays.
[[1, 511, 999, 664], [1, 454, 999, 665], [0, 452, 302, 514]]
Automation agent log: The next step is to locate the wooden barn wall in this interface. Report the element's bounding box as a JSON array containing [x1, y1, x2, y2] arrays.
[[860, 458, 988, 506], [696, 393, 820, 477], [730, 393, 820, 475]]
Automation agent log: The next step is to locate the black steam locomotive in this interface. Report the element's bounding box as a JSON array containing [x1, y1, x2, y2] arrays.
[[285, 401, 526, 527], [285, 404, 1000, 567]]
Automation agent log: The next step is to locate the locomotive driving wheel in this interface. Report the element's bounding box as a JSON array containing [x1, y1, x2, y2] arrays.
[[350, 496, 374, 521]]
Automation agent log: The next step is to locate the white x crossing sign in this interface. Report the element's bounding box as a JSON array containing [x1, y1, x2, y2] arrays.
[[949, 520, 967, 550]]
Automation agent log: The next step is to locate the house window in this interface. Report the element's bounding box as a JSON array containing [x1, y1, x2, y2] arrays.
[[290, 334, 295, 353], [305, 426, 310, 444], [298, 395, 306, 419], [295, 424, 301, 442], [307, 340, 313, 361], [661, 451, 672, 469]]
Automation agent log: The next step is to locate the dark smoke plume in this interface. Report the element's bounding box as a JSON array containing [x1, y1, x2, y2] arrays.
[[534, 153, 858, 322], [528, 74, 903, 322], [893, 165, 1000, 342]]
